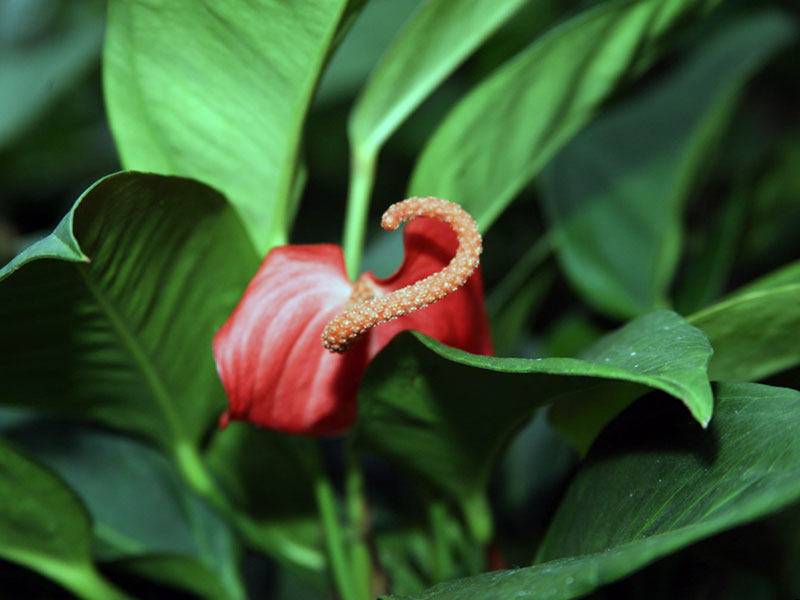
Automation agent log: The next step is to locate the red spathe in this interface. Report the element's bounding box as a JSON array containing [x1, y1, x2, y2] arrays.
[[212, 217, 492, 436]]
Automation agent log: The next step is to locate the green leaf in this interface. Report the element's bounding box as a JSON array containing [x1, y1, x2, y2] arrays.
[[386, 382, 800, 600], [690, 276, 800, 382], [103, 0, 351, 253], [0, 436, 130, 599], [0, 172, 258, 453], [204, 423, 326, 578], [539, 11, 795, 319], [0, 3, 103, 147], [356, 310, 712, 534], [350, 0, 530, 156], [316, 0, 425, 106], [408, 0, 721, 231], [0, 416, 245, 600]]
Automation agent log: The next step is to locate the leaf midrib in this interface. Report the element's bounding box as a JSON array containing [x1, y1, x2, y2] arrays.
[[73, 263, 183, 446]]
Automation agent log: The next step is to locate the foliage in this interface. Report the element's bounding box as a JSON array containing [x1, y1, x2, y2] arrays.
[[2, 0, 800, 598]]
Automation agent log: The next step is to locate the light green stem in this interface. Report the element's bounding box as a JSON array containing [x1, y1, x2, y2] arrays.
[[312, 460, 359, 600], [428, 499, 454, 583], [345, 447, 373, 600], [343, 148, 377, 281], [174, 440, 324, 573], [33, 560, 132, 600]]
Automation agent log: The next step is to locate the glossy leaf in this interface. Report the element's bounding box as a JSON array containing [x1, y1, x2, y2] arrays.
[[408, 0, 722, 231], [540, 11, 795, 318], [0, 172, 258, 452], [0, 436, 129, 599], [104, 0, 351, 252], [356, 310, 712, 533], [0, 415, 245, 600], [350, 0, 530, 156], [387, 383, 800, 600]]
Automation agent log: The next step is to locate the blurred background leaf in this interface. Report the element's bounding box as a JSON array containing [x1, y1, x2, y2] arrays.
[[204, 423, 326, 581], [0, 0, 103, 148], [0, 435, 130, 599], [0, 412, 245, 600]]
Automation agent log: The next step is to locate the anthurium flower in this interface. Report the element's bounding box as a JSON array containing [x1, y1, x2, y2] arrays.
[[213, 197, 492, 436]]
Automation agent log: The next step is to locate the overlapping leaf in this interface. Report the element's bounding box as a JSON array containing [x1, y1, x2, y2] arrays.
[[0, 172, 258, 453], [0, 2, 103, 147], [350, 0, 530, 156], [409, 0, 723, 231], [539, 11, 795, 318], [0, 436, 130, 599], [356, 310, 712, 536], [204, 423, 325, 578], [104, 0, 352, 252], [387, 383, 800, 600], [690, 261, 800, 381], [0, 415, 245, 600]]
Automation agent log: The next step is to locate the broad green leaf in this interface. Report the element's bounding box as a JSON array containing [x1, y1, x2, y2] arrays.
[[387, 383, 800, 600], [204, 423, 325, 578], [356, 310, 712, 536], [0, 172, 258, 453], [104, 0, 351, 252], [0, 415, 244, 600], [690, 281, 800, 382], [539, 12, 795, 319], [0, 2, 103, 147], [408, 0, 722, 231], [0, 436, 130, 599], [350, 0, 530, 156]]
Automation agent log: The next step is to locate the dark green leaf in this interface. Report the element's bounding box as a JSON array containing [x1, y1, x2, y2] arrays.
[[408, 0, 722, 231], [104, 0, 351, 252], [110, 555, 238, 600], [0, 416, 244, 600], [0, 436, 130, 599], [0, 172, 258, 453], [0, 3, 103, 147], [356, 310, 712, 535], [690, 278, 800, 382], [205, 423, 325, 578], [540, 11, 795, 318], [386, 382, 800, 600]]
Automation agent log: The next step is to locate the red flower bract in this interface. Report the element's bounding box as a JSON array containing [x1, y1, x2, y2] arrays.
[[212, 199, 492, 436]]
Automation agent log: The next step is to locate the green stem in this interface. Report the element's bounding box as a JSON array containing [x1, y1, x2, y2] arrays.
[[345, 446, 373, 600], [428, 499, 454, 583], [35, 560, 132, 600], [174, 440, 325, 573], [343, 148, 377, 281], [311, 453, 359, 600]]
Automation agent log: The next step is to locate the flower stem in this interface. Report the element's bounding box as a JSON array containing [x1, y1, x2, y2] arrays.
[[428, 499, 454, 583], [34, 560, 133, 600], [311, 455, 359, 600], [345, 445, 373, 599], [174, 439, 325, 573], [343, 148, 377, 281]]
